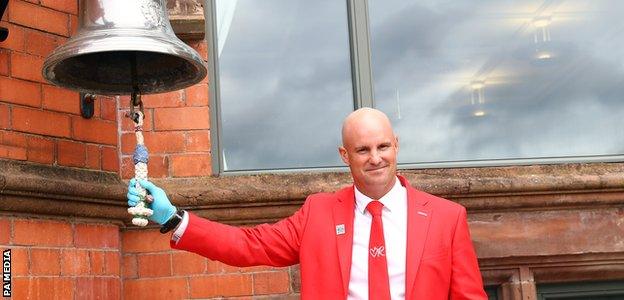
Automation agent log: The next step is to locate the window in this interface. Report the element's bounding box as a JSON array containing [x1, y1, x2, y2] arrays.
[[210, 0, 354, 172], [207, 0, 624, 173], [537, 280, 624, 299], [369, 0, 624, 167], [485, 285, 499, 300]]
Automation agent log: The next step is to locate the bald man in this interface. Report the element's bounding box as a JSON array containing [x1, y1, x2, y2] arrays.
[[128, 108, 487, 299]]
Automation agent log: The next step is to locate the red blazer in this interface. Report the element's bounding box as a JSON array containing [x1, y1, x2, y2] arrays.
[[172, 176, 487, 299]]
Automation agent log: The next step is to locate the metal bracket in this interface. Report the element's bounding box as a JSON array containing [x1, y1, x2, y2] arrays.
[[80, 93, 96, 119], [126, 91, 144, 123], [0, 0, 9, 42]]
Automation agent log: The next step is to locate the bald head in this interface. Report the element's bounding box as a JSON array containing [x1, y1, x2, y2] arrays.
[[341, 108, 395, 147], [339, 108, 399, 199]]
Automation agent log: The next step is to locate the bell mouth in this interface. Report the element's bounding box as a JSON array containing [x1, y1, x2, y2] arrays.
[[42, 31, 207, 95], [46, 51, 204, 95]]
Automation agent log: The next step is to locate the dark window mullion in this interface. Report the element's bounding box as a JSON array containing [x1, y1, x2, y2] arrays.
[[205, 0, 224, 174], [347, 0, 375, 108]]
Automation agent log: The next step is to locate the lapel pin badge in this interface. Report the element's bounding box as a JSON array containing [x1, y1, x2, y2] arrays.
[[417, 211, 428, 217], [335, 224, 345, 235]]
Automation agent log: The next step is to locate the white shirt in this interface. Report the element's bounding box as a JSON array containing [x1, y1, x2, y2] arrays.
[[349, 177, 407, 300], [172, 177, 408, 300]]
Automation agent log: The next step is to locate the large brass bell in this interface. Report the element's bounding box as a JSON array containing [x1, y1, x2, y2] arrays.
[[42, 0, 207, 95]]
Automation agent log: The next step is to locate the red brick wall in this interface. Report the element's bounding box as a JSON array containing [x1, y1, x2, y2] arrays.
[[1, 1, 299, 299], [0, 215, 122, 299], [121, 229, 297, 299], [0, 0, 119, 172]]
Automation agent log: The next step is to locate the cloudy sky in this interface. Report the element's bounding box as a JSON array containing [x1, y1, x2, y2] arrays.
[[371, 0, 624, 164], [216, 0, 352, 171], [216, 0, 624, 171]]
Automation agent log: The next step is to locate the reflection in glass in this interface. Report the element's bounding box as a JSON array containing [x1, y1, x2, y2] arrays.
[[369, 0, 624, 165], [216, 0, 353, 171], [470, 80, 486, 117], [533, 16, 553, 60]]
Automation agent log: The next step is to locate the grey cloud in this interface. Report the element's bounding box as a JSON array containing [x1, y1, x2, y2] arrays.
[[373, 0, 624, 163], [218, 0, 352, 170]]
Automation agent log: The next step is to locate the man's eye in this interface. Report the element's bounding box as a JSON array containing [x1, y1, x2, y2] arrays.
[[357, 149, 367, 154]]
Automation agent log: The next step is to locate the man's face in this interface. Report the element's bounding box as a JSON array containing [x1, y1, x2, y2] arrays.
[[339, 117, 398, 197]]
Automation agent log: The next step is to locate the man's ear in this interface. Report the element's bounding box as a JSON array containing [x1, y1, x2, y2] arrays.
[[338, 146, 350, 165], [395, 135, 399, 152]]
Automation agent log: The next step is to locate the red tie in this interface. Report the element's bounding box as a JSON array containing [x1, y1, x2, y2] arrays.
[[366, 200, 391, 300]]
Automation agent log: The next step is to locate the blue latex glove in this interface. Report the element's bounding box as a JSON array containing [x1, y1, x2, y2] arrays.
[[127, 179, 177, 225]]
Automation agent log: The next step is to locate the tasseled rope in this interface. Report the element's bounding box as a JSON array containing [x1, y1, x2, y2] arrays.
[[126, 111, 154, 226]]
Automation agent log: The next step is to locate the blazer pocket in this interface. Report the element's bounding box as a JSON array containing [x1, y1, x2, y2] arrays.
[[421, 246, 450, 261]]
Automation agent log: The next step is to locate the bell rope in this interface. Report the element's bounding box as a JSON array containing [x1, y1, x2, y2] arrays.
[[126, 92, 153, 226]]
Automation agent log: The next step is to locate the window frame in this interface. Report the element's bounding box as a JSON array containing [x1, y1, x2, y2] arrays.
[[536, 280, 624, 299], [205, 0, 624, 175]]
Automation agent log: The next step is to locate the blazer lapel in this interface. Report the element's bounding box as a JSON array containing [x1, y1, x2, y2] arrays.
[[403, 179, 432, 300], [333, 186, 355, 298]]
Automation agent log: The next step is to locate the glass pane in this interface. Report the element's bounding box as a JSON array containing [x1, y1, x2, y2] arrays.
[[558, 296, 624, 300], [485, 285, 499, 300], [537, 280, 624, 300], [369, 0, 624, 165], [216, 0, 353, 171]]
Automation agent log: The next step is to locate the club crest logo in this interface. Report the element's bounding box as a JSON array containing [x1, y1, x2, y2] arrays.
[[370, 246, 385, 258]]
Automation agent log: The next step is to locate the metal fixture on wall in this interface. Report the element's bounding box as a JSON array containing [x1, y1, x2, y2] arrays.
[[0, 0, 9, 42], [79, 93, 96, 119]]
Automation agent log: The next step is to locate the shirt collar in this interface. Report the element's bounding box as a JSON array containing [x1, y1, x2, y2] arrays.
[[354, 176, 404, 215]]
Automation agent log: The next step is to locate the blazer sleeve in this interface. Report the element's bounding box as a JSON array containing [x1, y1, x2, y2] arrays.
[[450, 207, 488, 300], [170, 198, 311, 268]]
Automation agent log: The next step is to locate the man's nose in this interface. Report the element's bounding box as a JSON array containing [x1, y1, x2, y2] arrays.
[[369, 151, 382, 165]]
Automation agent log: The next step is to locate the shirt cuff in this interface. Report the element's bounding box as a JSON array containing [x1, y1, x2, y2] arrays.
[[171, 211, 189, 244]]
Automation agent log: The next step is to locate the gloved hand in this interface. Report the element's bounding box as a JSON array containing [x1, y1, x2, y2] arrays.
[[127, 179, 177, 225]]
